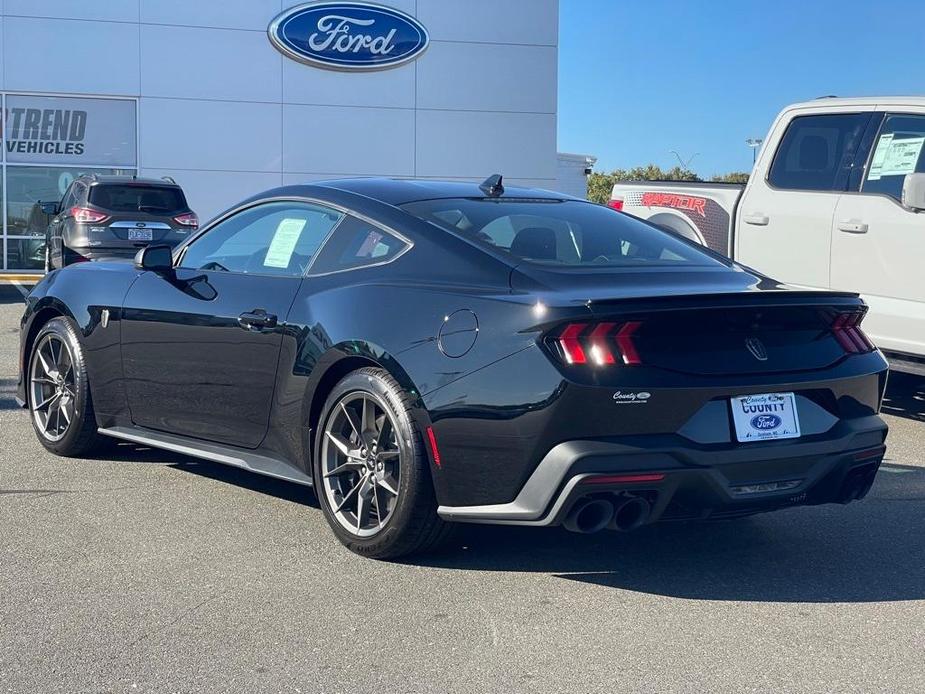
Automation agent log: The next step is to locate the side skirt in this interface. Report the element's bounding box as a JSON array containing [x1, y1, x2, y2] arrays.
[[98, 425, 313, 487]]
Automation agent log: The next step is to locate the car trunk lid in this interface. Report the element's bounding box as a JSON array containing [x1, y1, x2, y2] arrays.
[[515, 267, 870, 376]]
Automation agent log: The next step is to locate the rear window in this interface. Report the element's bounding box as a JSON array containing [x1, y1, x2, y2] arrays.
[[767, 113, 869, 192], [400, 198, 721, 268], [89, 184, 187, 214]]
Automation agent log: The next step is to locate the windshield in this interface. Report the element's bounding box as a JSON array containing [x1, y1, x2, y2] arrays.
[[89, 184, 187, 214], [400, 198, 722, 268]]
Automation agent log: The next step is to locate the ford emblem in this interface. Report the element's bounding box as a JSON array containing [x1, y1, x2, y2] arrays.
[[268, 2, 429, 71], [750, 414, 782, 430]]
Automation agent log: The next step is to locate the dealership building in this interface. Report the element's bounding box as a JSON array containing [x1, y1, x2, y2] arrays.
[[0, 0, 560, 272]]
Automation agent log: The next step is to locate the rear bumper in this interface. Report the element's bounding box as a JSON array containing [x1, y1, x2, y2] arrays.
[[436, 415, 888, 526], [68, 243, 175, 263]]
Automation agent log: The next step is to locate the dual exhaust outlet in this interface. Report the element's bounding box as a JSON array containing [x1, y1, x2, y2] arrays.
[[562, 494, 651, 534]]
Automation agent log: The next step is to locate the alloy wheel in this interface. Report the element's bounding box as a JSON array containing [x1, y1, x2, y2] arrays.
[[321, 392, 402, 538], [30, 334, 77, 442]]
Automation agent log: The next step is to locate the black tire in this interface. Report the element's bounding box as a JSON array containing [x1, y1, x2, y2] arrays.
[[27, 317, 104, 457], [313, 367, 453, 559]]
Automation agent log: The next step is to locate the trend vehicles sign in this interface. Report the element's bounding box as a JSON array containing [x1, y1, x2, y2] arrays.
[[268, 2, 429, 71]]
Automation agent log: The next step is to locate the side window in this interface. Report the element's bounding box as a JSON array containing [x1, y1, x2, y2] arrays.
[[180, 201, 344, 277], [308, 215, 409, 275], [60, 184, 76, 210], [61, 182, 82, 211], [767, 113, 870, 191], [862, 114, 925, 202]]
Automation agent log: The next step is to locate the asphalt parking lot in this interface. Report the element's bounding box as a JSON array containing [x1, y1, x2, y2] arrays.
[[1, 291, 923, 694]]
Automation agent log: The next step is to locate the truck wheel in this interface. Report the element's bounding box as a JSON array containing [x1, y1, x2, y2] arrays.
[[314, 367, 452, 559]]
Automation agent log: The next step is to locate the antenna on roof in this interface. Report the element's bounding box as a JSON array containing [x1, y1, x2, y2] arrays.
[[479, 174, 504, 198]]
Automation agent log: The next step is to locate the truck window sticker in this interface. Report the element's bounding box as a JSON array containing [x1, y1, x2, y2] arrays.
[[264, 217, 307, 268], [867, 133, 925, 181]]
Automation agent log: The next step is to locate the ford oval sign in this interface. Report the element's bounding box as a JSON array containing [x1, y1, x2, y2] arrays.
[[268, 2, 429, 71], [750, 414, 782, 430]]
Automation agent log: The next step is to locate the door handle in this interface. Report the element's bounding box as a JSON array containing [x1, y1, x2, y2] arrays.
[[837, 220, 869, 234], [743, 213, 770, 226], [238, 309, 278, 331]]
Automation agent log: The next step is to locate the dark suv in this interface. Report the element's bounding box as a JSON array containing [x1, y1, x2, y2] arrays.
[[42, 174, 198, 270]]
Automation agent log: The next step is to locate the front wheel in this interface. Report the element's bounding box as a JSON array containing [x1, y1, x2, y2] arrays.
[[28, 317, 103, 456], [314, 367, 451, 559]]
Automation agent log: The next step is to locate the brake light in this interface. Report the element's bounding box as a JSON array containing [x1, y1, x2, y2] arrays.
[[607, 197, 624, 211], [70, 206, 109, 223], [558, 323, 587, 364], [615, 321, 643, 365], [173, 212, 199, 228], [582, 473, 666, 485], [588, 322, 617, 365], [550, 321, 644, 366], [831, 310, 875, 354]]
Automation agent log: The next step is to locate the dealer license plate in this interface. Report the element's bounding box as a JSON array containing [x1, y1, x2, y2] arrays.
[[128, 229, 153, 241], [730, 392, 801, 443]]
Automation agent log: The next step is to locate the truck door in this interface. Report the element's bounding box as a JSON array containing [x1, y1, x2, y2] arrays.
[[830, 111, 925, 356], [736, 111, 872, 289]]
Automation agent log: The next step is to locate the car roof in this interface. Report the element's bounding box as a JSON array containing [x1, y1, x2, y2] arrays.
[[79, 175, 181, 187], [785, 95, 925, 110], [306, 177, 574, 206]]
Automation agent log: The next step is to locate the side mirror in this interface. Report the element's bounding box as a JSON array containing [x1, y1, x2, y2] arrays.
[[901, 173, 925, 211], [134, 244, 174, 273], [40, 201, 59, 216]]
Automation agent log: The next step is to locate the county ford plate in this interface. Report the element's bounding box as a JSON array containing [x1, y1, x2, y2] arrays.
[[730, 393, 801, 443]]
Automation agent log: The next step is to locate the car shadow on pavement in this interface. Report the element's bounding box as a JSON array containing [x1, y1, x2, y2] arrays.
[[412, 464, 925, 604], [97, 440, 923, 604], [97, 440, 318, 507], [882, 371, 925, 422], [0, 378, 23, 410], [0, 291, 26, 305]]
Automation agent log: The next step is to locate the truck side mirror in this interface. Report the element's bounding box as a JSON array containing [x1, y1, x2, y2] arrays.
[[134, 244, 174, 273], [39, 201, 59, 216], [901, 173, 925, 211]]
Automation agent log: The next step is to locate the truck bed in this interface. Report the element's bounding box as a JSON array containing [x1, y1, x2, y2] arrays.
[[610, 180, 745, 256]]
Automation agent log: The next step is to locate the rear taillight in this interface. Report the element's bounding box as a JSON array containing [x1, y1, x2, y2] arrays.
[[831, 310, 875, 354], [606, 197, 624, 211], [582, 473, 666, 485], [71, 206, 109, 223], [173, 212, 199, 228], [550, 322, 644, 366]]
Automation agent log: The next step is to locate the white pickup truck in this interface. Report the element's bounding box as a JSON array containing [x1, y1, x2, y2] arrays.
[[611, 97, 925, 375]]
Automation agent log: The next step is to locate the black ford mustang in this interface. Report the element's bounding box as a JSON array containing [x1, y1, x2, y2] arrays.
[[17, 176, 889, 559]]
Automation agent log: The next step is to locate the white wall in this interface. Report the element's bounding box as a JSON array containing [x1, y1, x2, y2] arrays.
[[555, 153, 596, 199], [0, 0, 559, 220]]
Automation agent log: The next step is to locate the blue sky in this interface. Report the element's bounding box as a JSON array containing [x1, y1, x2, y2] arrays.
[[558, 0, 925, 177]]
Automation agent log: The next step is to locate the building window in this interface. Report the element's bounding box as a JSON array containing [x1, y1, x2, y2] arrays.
[[2, 94, 138, 271]]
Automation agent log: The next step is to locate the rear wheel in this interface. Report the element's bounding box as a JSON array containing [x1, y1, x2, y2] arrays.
[[28, 317, 103, 456], [314, 367, 452, 559]]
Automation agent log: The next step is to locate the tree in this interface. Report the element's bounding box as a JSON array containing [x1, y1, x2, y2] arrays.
[[710, 172, 750, 184], [586, 164, 700, 204], [586, 165, 750, 203]]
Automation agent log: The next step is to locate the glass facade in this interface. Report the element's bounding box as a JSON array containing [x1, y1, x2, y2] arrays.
[[1, 94, 137, 270]]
